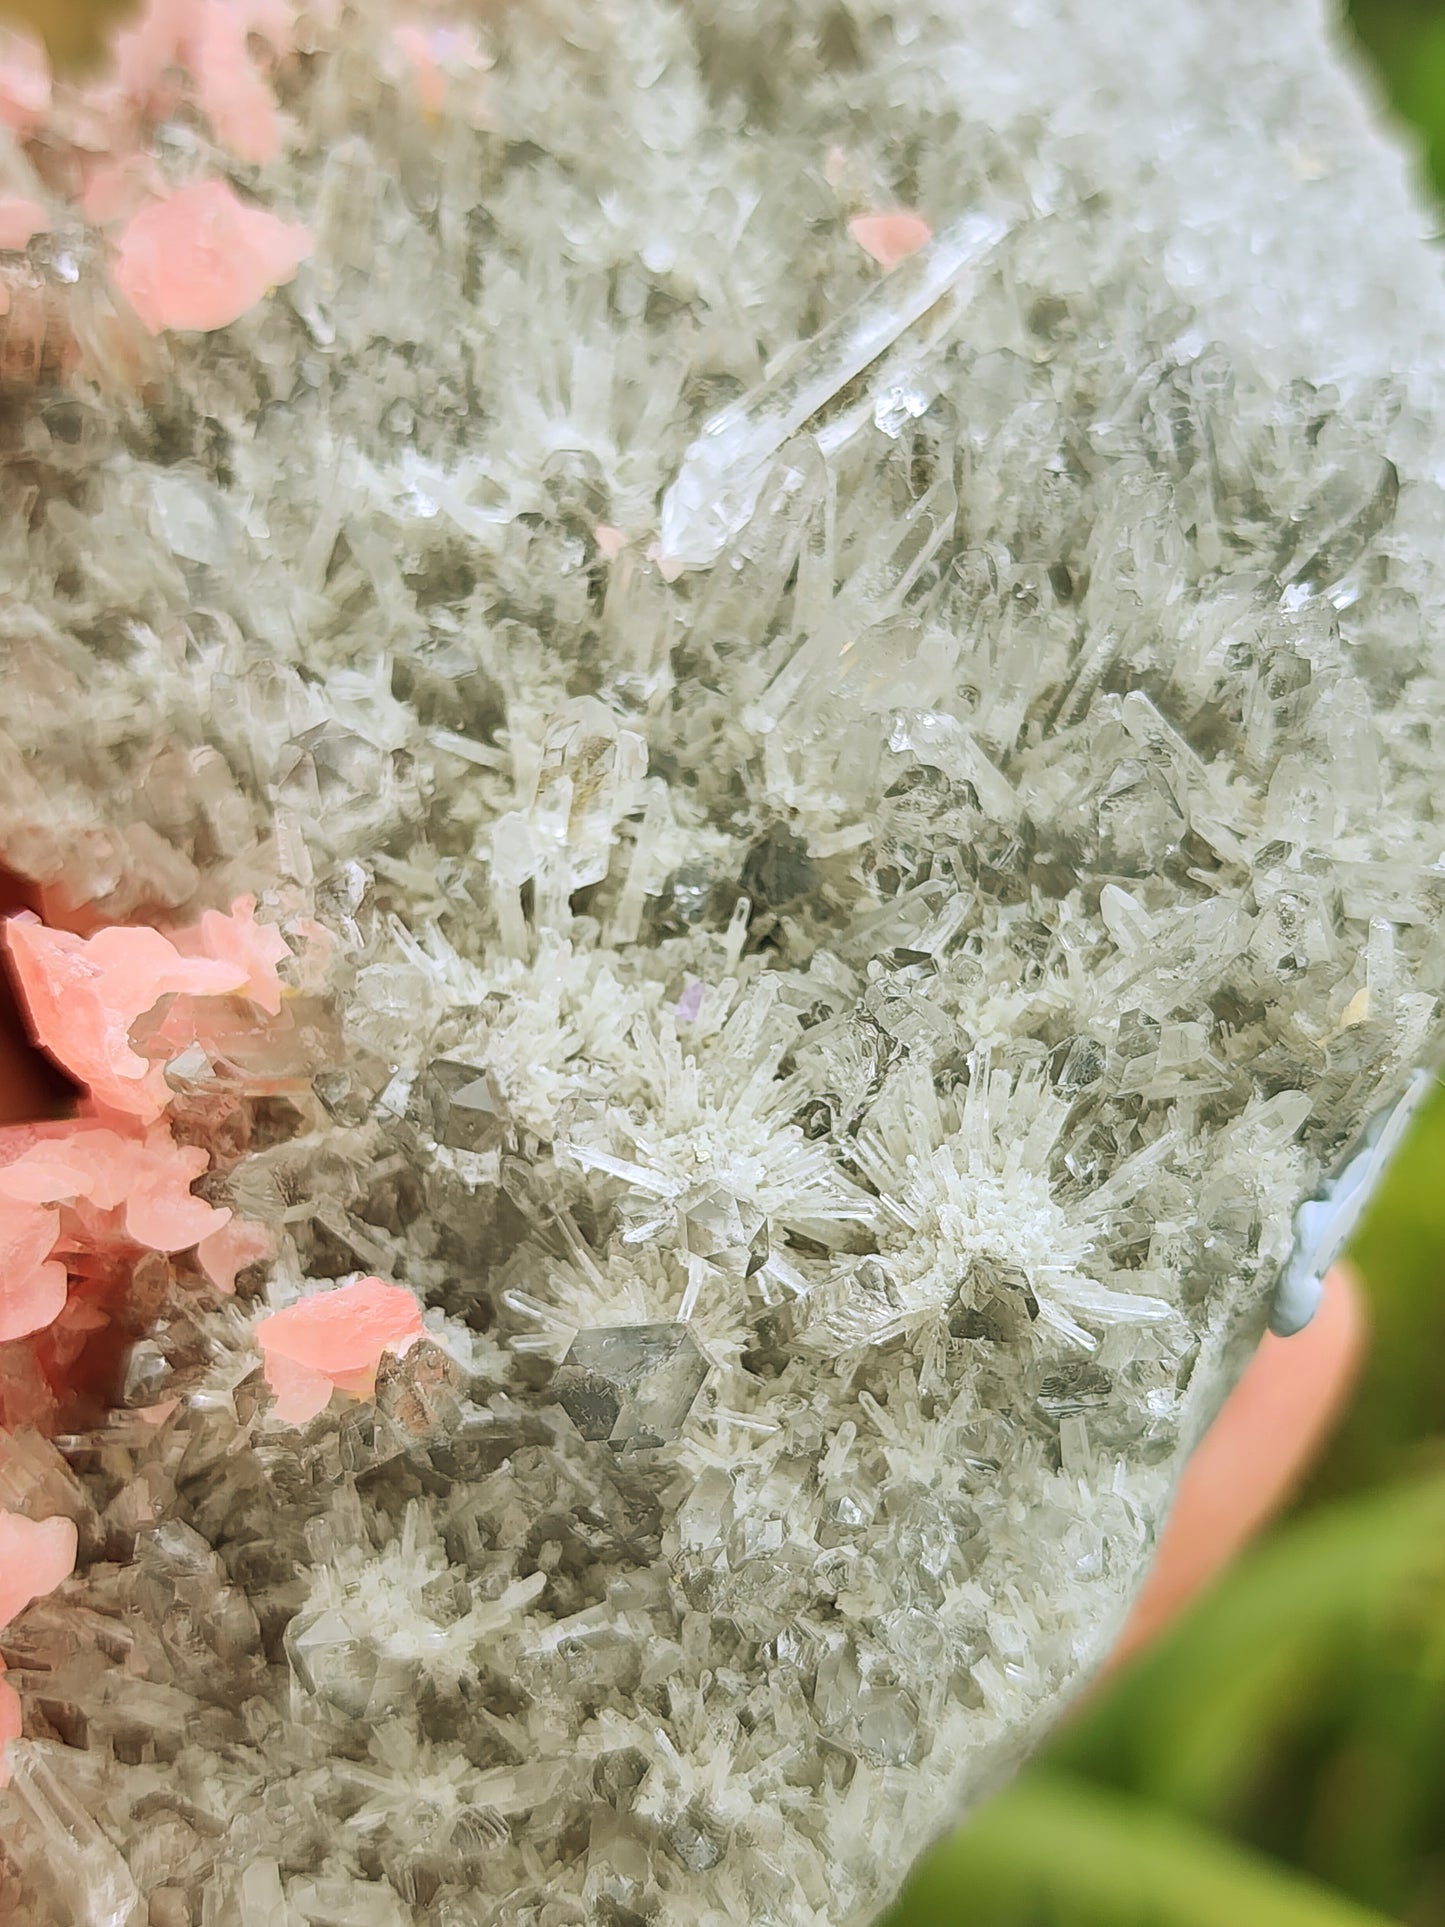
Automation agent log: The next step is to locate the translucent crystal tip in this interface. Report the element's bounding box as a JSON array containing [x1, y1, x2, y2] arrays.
[[657, 208, 1008, 573]]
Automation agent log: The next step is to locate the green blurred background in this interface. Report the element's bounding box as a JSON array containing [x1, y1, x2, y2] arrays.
[[7, 0, 1445, 1918], [889, 12, 1445, 1922]]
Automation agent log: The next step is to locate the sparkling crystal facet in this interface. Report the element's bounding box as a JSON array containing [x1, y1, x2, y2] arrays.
[[553, 1323, 709, 1452]]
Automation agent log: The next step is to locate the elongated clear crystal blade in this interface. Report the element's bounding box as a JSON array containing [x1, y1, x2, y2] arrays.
[[657, 209, 1008, 572]]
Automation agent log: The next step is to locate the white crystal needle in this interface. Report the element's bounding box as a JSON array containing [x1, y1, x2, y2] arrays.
[[657, 207, 1009, 573]]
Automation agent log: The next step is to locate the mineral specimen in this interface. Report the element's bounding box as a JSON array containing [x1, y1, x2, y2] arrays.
[[0, 0, 1442, 1922]]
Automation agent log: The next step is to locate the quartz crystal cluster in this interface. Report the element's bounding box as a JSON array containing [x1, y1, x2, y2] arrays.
[[0, 0, 1443, 1921]]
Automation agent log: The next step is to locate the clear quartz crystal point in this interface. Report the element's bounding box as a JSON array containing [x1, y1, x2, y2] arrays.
[[5, 1744, 142, 1927], [658, 209, 1008, 572], [237, 1859, 298, 1927], [284, 1605, 385, 1718]]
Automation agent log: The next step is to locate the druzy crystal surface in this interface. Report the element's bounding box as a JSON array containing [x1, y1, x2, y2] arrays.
[[1, 0, 1444, 1921]]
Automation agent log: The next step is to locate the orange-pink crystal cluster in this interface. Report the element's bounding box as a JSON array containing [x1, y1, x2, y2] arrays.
[[256, 1276, 427, 1424], [0, 883, 430, 1779], [0, 1510, 77, 1786], [6, 896, 288, 1120], [0, 0, 499, 356], [0, 0, 320, 353], [0, 897, 285, 1428], [0, 3, 922, 368]]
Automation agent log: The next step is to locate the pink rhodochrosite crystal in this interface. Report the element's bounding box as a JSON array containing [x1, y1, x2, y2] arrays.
[[196, 1215, 275, 1295], [105, 0, 294, 146], [0, 1511, 78, 1787], [4, 900, 289, 1118], [0, 1122, 233, 1349], [0, 1123, 230, 1242], [391, 22, 450, 116], [0, 1201, 66, 1344], [190, 0, 283, 164], [0, 1512, 77, 1634], [0, 902, 283, 1432], [0, 30, 49, 134], [848, 208, 933, 270], [390, 19, 492, 123], [117, 1134, 229, 1252], [178, 895, 292, 1017], [4, 916, 245, 1119], [257, 1278, 427, 1424], [113, 180, 312, 335]]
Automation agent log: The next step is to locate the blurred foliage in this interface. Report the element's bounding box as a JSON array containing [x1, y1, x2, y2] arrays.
[[9, 0, 1445, 1919], [890, 9, 1445, 1918], [1350, 0, 1445, 193]]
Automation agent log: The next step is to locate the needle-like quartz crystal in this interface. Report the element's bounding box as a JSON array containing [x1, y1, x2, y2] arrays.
[[657, 209, 1008, 573]]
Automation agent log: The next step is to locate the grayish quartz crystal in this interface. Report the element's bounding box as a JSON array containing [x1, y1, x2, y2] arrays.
[[553, 1323, 710, 1451], [412, 1059, 510, 1154], [1, 0, 1444, 1922], [658, 209, 1008, 571]]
